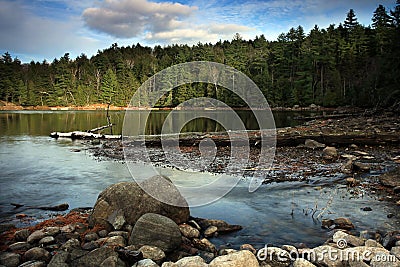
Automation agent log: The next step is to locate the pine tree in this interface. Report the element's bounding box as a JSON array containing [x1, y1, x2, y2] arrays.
[[344, 9, 359, 30]]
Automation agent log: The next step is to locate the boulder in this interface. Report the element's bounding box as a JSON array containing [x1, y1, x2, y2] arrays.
[[99, 255, 126, 267], [8, 242, 32, 252], [323, 146, 338, 160], [18, 261, 46, 267], [129, 213, 182, 253], [15, 229, 30, 241], [133, 259, 160, 267], [333, 231, 365, 247], [209, 250, 259, 267], [70, 247, 118, 267], [89, 176, 190, 230], [179, 224, 200, 239], [23, 247, 51, 262], [204, 226, 218, 237], [0, 252, 20, 267], [174, 256, 207, 267], [192, 238, 217, 253], [293, 258, 316, 267]]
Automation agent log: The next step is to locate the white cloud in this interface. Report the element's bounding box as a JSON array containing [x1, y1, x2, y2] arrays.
[[0, 0, 101, 62], [82, 0, 198, 38]]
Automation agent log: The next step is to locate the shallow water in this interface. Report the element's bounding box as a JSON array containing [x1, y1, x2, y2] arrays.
[[0, 111, 399, 249]]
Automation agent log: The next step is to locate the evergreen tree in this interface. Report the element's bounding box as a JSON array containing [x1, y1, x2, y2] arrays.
[[344, 9, 359, 30]]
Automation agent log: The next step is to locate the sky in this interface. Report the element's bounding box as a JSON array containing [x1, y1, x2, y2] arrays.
[[0, 0, 396, 63]]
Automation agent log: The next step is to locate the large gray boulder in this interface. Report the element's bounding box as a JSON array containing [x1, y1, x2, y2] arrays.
[[88, 176, 190, 230], [129, 213, 182, 253]]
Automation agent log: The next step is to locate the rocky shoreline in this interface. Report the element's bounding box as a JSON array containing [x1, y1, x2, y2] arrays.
[[1, 177, 400, 267]]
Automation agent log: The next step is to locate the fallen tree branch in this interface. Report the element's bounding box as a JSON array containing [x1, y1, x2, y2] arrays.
[[11, 203, 69, 211]]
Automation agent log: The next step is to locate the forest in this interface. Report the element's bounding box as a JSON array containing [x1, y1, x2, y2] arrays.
[[1, 3, 399, 108]]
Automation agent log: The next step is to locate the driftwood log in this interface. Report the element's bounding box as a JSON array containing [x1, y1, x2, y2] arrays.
[[11, 203, 69, 211], [50, 131, 121, 140]]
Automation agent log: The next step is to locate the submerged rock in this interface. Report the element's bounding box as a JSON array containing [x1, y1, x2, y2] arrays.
[[323, 146, 338, 160], [89, 176, 190, 230]]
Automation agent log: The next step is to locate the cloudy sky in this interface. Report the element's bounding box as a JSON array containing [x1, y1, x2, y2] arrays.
[[0, 0, 396, 63]]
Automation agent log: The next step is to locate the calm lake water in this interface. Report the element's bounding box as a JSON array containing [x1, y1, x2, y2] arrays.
[[0, 110, 399, 248]]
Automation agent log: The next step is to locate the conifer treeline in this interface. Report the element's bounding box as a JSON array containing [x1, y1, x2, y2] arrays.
[[1, 3, 399, 108]]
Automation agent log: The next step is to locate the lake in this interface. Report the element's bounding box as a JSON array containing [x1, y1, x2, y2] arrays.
[[0, 110, 399, 249]]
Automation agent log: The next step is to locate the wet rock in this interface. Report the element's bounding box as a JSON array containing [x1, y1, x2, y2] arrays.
[[8, 241, 32, 251], [129, 213, 182, 253], [0, 252, 20, 267], [323, 146, 338, 160], [210, 250, 259, 267], [70, 246, 118, 267], [334, 217, 355, 230], [60, 224, 75, 233], [303, 139, 325, 149], [38, 236, 55, 246], [352, 162, 370, 172], [218, 249, 237, 256], [378, 167, 400, 187], [192, 238, 217, 253], [333, 231, 365, 247], [204, 226, 218, 237], [27, 230, 46, 244], [15, 229, 30, 241], [362, 207, 372, 211], [341, 159, 354, 174], [198, 250, 215, 263], [18, 260, 46, 267], [382, 231, 400, 249], [257, 246, 290, 267], [43, 227, 60, 236], [84, 232, 99, 242], [23, 247, 51, 262], [194, 218, 242, 233], [240, 244, 256, 254], [115, 246, 143, 265], [293, 258, 316, 267], [99, 255, 126, 267], [179, 224, 200, 239], [133, 259, 159, 267], [89, 177, 190, 230], [139, 245, 165, 264], [346, 177, 360, 186]]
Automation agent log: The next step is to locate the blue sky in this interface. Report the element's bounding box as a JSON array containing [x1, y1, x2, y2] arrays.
[[0, 0, 396, 63]]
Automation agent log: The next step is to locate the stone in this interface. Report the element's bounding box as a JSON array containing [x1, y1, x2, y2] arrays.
[[85, 232, 99, 242], [293, 258, 316, 267], [107, 209, 126, 230], [346, 177, 360, 187], [179, 224, 200, 239], [61, 224, 75, 233], [194, 218, 242, 233], [23, 247, 51, 262], [342, 160, 354, 174], [60, 238, 80, 252], [382, 231, 400, 249], [70, 246, 118, 267], [99, 255, 126, 267], [47, 250, 70, 266], [38, 236, 55, 246], [348, 260, 369, 267], [0, 252, 20, 267], [333, 231, 365, 247], [333, 217, 355, 230], [104, 235, 126, 247], [209, 250, 259, 267], [139, 245, 165, 263], [0, 223, 16, 234], [257, 246, 290, 267], [8, 241, 32, 251], [204, 226, 218, 237], [391, 246, 400, 260], [27, 230, 46, 244], [304, 139, 325, 149], [108, 231, 129, 240], [362, 207, 372, 211], [378, 167, 400, 187], [323, 146, 338, 160], [308, 245, 343, 267], [133, 259, 160, 267], [98, 229, 108, 238], [394, 186, 400, 194], [198, 250, 215, 263], [82, 241, 100, 251], [43, 227, 60, 236], [175, 256, 207, 267], [129, 213, 182, 253], [89, 177, 190, 231], [365, 239, 384, 248], [18, 261, 46, 267], [218, 249, 238, 256], [192, 238, 217, 253], [352, 162, 370, 172], [240, 244, 256, 254], [14, 229, 30, 241]]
